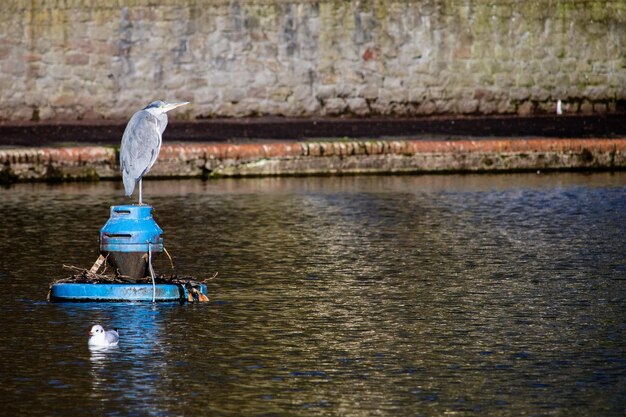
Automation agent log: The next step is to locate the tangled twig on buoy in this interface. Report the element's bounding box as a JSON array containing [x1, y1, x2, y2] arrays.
[[49, 264, 214, 303], [201, 272, 219, 283], [60, 265, 127, 283], [163, 246, 175, 272]]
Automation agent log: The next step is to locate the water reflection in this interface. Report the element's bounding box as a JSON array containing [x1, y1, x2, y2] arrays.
[[88, 345, 120, 405], [86, 305, 170, 416], [0, 173, 624, 416]]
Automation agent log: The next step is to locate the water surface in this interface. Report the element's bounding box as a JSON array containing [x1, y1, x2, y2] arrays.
[[0, 173, 624, 416]]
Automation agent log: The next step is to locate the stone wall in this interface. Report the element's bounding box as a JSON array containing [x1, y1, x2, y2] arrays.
[[0, 0, 624, 122]]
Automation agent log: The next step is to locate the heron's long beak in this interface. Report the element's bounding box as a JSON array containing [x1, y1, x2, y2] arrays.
[[163, 101, 190, 112]]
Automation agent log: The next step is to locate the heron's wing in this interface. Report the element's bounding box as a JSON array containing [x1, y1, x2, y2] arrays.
[[120, 111, 162, 196]]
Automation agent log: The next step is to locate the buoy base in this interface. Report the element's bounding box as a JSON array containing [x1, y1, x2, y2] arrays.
[[49, 283, 207, 303]]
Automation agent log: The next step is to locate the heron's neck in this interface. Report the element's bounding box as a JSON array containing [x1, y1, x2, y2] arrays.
[[144, 109, 168, 134]]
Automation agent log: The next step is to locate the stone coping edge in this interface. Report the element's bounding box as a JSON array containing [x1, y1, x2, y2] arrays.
[[1, 138, 624, 182]]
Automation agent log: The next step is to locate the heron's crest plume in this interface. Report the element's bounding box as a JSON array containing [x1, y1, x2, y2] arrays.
[[144, 100, 166, 110]]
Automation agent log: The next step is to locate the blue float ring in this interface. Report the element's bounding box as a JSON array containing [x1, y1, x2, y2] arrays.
[[49, 283, 207, 302]]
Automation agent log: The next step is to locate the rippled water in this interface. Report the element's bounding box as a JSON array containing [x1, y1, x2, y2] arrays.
[[0, 173, 624, 416]]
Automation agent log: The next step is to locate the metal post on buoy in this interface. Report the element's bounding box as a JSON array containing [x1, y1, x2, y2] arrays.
[[148, 242, 156, 303]]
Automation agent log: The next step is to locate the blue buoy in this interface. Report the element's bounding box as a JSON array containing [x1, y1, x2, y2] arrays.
[[49, 204, 210, 303], [100, 205, 163, 281]]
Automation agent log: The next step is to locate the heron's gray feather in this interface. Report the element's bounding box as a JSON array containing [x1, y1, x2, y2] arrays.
[[157, 112, 168, 135], [120, 110, 164, 196]]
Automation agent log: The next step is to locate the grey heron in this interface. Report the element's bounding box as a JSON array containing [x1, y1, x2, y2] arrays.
[[120, 100, 189, 204]]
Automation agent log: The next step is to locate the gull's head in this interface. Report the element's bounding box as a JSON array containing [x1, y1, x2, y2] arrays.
[[89, 324, 105, 337], [143, 100, 190, 116]]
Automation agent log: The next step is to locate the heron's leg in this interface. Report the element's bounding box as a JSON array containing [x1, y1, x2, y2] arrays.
[[138, 178, 143, 205]]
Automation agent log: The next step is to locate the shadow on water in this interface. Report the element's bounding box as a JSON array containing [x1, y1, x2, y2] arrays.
[[0, 173, 624, 416]]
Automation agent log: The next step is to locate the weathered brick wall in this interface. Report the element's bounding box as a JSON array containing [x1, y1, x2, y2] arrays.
[[1, 0, 624, 122]]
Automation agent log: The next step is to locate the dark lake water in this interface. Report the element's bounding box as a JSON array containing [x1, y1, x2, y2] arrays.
[[0, 173, 624, 416]]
